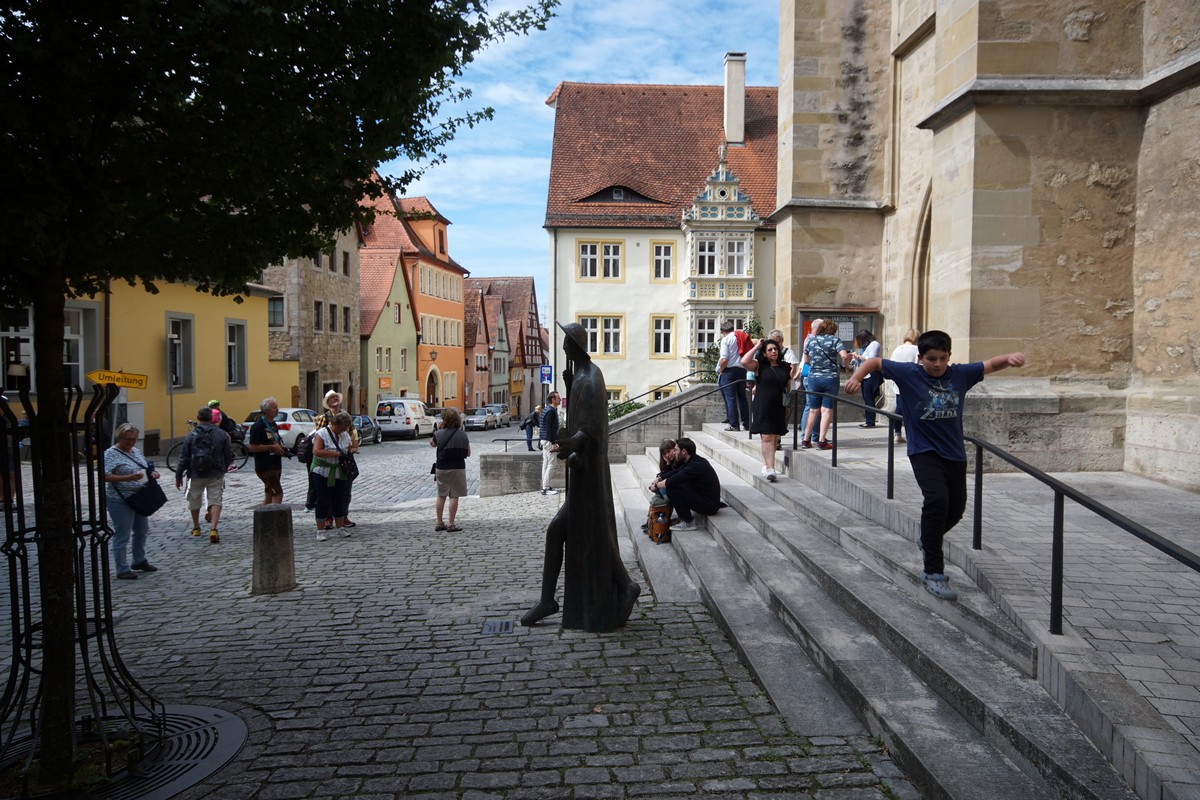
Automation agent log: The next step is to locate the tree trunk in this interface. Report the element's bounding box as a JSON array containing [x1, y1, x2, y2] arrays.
[[31, 277, 76, 780]]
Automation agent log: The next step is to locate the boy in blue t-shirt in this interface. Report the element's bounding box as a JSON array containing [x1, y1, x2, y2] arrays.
[[846, 330, 1025, 601]]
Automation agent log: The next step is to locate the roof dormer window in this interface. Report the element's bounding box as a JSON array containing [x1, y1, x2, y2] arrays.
[[612, 188, 624, 201]]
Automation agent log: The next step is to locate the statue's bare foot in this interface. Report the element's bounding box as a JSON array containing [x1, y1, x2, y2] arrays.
[[618, 582, 641, 625], [520, 599, 560, 626]]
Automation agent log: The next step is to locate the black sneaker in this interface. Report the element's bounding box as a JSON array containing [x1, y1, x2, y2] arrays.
[[116, 571, 138, 580], [131, 561, 158, 572]]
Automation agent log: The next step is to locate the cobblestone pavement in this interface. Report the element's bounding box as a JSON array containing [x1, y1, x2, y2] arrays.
[[98, 436, 914, 799]]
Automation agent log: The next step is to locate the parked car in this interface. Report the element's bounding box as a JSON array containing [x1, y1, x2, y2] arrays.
[[352, 415, 383, 445], [425, 407, 446, 430], [486, 403, 512, 427], [243, 408, 319, 451], [464, 407, 497, 431], [375, 398, 432, 439]]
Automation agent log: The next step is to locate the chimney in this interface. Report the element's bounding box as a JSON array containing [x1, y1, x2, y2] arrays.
[[724, 51, 746, 146]]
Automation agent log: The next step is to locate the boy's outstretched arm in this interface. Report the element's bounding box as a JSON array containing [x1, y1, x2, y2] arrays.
[[844, 357, 883, 394], [983, 352, 1026, 375]]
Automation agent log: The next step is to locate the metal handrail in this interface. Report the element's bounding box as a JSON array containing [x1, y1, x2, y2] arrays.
[[800, 388, 1199, 635], [963, 435, 1200, 634], [610, 379, 746, 441], [608, 369, 716, 412]]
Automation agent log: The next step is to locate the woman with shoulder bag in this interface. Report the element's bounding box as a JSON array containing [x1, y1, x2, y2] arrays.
[[310, 411, 355, 541], [430, 408, 471, 532], [742, 339, 791, 481], [104, 423, 164, 580]]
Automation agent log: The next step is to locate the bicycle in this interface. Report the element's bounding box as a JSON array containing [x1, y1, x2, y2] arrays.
[[166, 419, 250, 472]]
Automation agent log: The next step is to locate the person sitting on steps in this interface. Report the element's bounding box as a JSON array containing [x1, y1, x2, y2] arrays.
[[646, 437, 721, 533]]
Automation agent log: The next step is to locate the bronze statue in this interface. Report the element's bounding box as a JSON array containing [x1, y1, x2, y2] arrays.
[[520, 322, 641, 632]]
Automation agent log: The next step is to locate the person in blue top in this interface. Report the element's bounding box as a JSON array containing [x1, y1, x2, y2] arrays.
[[845, 330, 1025, 601]]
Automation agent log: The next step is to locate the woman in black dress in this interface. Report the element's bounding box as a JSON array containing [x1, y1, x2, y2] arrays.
[[742, 339, 790, 482]]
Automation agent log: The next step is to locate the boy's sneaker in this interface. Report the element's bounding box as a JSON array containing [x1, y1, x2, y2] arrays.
[[190, 527, 202, 537], [921, 572, 958, 601], [800, 440, 812, 449], [208, 529, 220, 544], [671, 519, 698, 532], [316, 532, 328, 542], [767, 470, 777, 482], [541, 488, 558, 496], [817, 440, 833, 451]]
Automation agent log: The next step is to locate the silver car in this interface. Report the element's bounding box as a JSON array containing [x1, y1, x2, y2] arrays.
[[464, 407, 497, 431], [485, 403, 512, 427]]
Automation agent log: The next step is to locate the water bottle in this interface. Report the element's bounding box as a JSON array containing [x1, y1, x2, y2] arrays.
[[146, 461, 155, 476]]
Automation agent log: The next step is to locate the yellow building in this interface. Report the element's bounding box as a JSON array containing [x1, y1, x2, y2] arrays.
[[3, 281, 297, 453]]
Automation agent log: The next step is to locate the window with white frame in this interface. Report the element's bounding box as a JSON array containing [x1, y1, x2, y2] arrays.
[[167, 315, 194, 389], [579, 317, 599, 353], [393, 304, 400, 324], [384, 347, 392, 371], [399, 348, 407, 372], [695, 317, 718, 352], [652, 316, 673, 356], [602, 316, 622, 354], [653, 243, 673, 280], [697, 239, 717, 275], [225, 322, 247, 386], [375, 347, 383, 371], [445, 371, 457, 399], [579, 243, 598, 279], [63, 309, 84, 388], [726, 239, 747, 276], [601, 243, 621, 279]]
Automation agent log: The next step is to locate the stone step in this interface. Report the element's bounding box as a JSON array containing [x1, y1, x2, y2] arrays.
[[690, 426, 1038, 678], [624, 443, 1138, 800]]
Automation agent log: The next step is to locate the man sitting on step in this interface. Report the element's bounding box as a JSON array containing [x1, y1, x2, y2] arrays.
[[647, 438, 721, 532]]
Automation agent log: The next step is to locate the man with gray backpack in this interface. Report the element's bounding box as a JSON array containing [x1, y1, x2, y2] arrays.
[[174, 406, 234, 543]]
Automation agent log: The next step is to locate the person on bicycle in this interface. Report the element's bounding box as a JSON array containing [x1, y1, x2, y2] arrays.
[[175, 406, 234, 543], [208, 399, 241, 440]]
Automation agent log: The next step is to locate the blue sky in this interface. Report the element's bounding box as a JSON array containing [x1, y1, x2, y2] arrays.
[[380, 0, 779, 321]]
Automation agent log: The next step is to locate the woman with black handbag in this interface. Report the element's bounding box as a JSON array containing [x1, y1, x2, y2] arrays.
[[104, 423, 165, 580]]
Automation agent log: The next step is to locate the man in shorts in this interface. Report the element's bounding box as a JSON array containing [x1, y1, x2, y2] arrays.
[[175, 406, 234, 543], [247, 397, 287, 505]]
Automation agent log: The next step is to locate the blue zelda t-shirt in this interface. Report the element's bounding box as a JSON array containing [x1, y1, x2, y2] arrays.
[[881, 360, 985, 462]]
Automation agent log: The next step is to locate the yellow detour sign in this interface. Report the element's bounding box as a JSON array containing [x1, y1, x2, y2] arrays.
[[85, 370, 148, 390]]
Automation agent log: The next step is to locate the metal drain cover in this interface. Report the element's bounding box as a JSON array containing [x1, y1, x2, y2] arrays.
[[95, 704, 247, 800], [481, 620, 513, 634]]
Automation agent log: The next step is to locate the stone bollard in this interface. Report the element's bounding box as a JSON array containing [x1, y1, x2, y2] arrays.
[[252, 504, 296, 595]]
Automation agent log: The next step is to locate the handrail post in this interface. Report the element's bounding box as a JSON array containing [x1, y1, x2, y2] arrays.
[[1050, 491, 1065, 635], [791, 390, 798, 450], [886, 432, 894, 500], [830, 394, 838, 467], [972, 443, 983, 550], [677, 405, 682, 441]]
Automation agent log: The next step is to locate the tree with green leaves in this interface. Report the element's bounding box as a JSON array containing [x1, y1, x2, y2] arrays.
[[1, 0, 555, 783]]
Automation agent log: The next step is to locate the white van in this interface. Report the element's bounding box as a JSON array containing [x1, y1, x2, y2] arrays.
[[375, 398, 432, 440]]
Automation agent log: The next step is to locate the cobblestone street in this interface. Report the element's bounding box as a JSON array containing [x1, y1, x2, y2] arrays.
[[99, 435, 912, 799]]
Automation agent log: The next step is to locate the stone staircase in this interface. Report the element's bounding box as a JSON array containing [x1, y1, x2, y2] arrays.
[[613, 423, 1138, 800]]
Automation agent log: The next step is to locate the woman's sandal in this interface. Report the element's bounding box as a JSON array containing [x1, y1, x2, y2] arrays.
[[435, 523, 447, 531], [446, 525, 462, 532]]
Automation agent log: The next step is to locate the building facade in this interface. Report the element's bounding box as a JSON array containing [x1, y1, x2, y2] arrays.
[[359, 190, 421, 414], [775, 0, 1200, 487], [261, 228, 363, 411], [400, 198, 467, 411], [3, 281, 296, 453], [545, 55, 778, 404], [463, 277, 546, 418]]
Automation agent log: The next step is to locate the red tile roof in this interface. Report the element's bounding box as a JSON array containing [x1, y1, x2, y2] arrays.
[[545, 82, 777, 229], [360, 190, 418, 336], [465, 276, 545, 366]]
